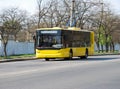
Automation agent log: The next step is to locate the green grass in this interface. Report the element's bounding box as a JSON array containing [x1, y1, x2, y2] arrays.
[[94, 50, 119, 55], [0, 54, 35, 59]]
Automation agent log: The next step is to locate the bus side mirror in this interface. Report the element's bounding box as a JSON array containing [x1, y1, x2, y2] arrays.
[[33, 35, 36, 40]]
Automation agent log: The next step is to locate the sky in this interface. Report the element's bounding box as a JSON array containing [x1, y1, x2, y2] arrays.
[[0, 0, 120, 14], [104, 0, 120, 14], [0, 0, 37, 14]]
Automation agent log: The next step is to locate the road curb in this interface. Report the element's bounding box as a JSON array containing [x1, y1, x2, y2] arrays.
[[0, 57, 37, 63], [93, 53, 120, 56], [0, 54, 119, 63]]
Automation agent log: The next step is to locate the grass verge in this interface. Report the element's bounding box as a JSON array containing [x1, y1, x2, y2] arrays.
[[94, 50, 119, 55], [0, 54, 35, 60]]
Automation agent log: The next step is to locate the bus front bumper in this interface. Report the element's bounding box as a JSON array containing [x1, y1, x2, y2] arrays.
[[36, 53, 65, 59]]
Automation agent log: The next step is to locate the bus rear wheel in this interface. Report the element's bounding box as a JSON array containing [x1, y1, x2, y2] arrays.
[[45, 58, 49, 61], [64, 50, 73, 60], [69, 51, 73, 60], [84, 51, 88, 59], [81, 50, 88, 59]]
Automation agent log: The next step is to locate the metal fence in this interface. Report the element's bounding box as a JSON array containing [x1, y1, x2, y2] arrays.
[[0, 40, 34, 56], [0, 40, 120, 56]]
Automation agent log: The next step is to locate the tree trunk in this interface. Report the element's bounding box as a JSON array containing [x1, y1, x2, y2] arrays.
[[111, 41, 114, 52], [96, 41, 100, 53], [3, 43, 7, 58], [106, 42, 109, 52], [105, 34, 109, 52], [101, 44, 104, 52]]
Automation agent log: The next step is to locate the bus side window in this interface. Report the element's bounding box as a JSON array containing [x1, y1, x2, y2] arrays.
[[62, 36, 68, 47]]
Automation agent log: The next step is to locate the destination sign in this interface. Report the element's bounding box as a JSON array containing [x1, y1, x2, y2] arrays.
[[41, 31, 58, 34]]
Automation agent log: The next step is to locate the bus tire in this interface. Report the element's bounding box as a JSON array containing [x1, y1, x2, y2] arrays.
[[69, 50, 73, 60], [64, 50, 73, 60], [45, 58, 49, 61], [84, 50, 88, 59], [81, 49, 88, 59]]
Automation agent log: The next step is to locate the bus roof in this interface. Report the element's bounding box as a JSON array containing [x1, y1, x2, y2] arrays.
[[36, 27, 92, 32], [36, 27, 62, 30]]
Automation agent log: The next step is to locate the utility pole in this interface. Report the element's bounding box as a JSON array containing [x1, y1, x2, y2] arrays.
[[100, 0, 103, 24], [98, 0, 104, 53], [70, 0, 75, 27]]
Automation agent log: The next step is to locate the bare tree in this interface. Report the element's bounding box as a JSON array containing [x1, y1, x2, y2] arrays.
[[90, 2, 119, 52], [101, 12, 119, 52], [0, 8, 27, 57], [63, 0, 101, 28], [45, 0, 68, 27], [36, 0, 53, 28]]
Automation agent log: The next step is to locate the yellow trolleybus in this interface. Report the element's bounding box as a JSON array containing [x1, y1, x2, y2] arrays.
[[35, 27, 94, 61]]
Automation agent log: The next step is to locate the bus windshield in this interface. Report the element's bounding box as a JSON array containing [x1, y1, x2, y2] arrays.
[[36, 35, 62, 49]]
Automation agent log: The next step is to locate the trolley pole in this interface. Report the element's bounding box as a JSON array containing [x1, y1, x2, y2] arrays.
[[70, 0, 75, 27]]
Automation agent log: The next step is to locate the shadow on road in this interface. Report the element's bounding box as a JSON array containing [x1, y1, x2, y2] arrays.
[[51, 56, 119, 62]]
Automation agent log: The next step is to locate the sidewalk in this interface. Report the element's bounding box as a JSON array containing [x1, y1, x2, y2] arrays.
[[0, 57, 36, 63]]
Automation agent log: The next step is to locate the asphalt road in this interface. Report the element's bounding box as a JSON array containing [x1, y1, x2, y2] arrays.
[[0, 55, 120, 89]]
